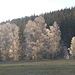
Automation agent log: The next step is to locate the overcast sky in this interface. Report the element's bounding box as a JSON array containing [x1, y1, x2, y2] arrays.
[[0, 0, 75, 22]]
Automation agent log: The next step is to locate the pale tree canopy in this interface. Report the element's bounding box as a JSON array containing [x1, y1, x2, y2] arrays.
[[69, 36, 75, 58], [24, 16, 61, 60], [0, 23, 20, 61]]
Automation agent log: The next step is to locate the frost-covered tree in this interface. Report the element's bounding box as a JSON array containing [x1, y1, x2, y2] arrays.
[[69, 36, 75, 58], [41, 21, 61, 59], [24, 16, 61, 60], [24, 16, 45, 60], [0, 23, 20, 61]]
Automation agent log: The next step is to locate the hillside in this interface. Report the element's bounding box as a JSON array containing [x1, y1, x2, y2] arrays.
[[0, 7, 75, 61], [1, 7, 75, 47]]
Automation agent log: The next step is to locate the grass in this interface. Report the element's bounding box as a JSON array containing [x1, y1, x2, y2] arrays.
[[0, 59, 75, 75]]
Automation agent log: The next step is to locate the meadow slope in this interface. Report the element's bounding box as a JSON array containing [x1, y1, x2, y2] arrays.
[[0, 60, 75, 75]]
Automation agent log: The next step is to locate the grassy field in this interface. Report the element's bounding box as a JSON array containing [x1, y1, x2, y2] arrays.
[[0, 59, 75, 75]]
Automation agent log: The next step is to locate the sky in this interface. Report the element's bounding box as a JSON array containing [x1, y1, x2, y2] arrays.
[[0, 0, 75, 22]]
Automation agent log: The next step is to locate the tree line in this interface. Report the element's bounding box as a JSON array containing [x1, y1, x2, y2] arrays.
[[0, 7, 75, 61]]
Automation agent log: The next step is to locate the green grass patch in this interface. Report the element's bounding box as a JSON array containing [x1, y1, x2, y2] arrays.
[[0, 59, 75, 75]]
